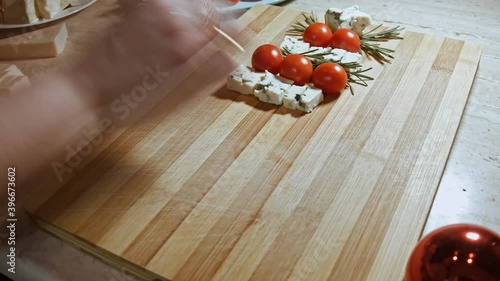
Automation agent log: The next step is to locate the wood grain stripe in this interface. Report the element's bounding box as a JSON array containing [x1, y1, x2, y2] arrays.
[[53, 59, 237, 233], [118, 6, 299, 268], [26, 4, 482, 281], [364, 42, 480, 281], [36, 4, 280, 232], [143, 11, 310, 276], [326, 38, 464, 281], [33, 3, 273, 224], [169, 101, 335, 281], [247, 32, 426, 281], [210, 32, 422, 281], [76, 78, 259, 243]]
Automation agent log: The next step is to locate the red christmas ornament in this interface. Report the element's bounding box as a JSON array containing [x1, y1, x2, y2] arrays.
[[405, 224, 500, 281]]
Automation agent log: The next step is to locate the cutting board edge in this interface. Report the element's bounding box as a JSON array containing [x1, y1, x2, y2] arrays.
[[28, 213, 167, 281]]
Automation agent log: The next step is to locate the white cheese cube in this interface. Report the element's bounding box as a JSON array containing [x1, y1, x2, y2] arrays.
[[325, 5, 372, 36], [240, 72, 266, 95], [254, 74, 292, 105], [283, 86, 324, 113], [293, 42, 311, 54], [280, 36, 297, 52], [283, 85, 307, 110], [308, 46, 331, 56], [321, 48, 361, 65], [331, 48, 347, 58], [323, 49, 346, 62], [0, 23, 68, 59], [227, 75, 244, 93], [227, 66, 266, 95], [35, 0, 71, 20], [230, 64, 252, 77], [341, 51, 362, 65], [280, 36, 310, 54]]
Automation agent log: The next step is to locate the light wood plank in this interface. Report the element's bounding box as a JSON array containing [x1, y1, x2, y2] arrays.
[[24, 4, 482, 281]]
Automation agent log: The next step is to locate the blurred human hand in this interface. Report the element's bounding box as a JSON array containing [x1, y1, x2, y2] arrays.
[[72, 0, 242, 105], [0, 0, 247, 234]]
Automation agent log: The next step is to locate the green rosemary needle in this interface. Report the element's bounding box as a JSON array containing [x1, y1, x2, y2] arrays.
[[281, 47, 374, 95], [286, 14, 404, 64], [286, 13, 318, 37], [360, 25, 404, 63]]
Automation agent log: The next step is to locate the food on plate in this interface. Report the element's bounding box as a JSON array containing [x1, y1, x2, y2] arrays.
[[0, 64, 30, 94], [0, 23, 68, 59], [226, 5, 404, 113], [1, 0, 38, 23], [325, 5, 371, 36], [36, 0, 71, 20], [1, 0, 70, 24]]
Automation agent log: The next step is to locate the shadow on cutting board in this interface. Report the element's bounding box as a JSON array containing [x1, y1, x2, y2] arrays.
[[214, 84, 341, 117]]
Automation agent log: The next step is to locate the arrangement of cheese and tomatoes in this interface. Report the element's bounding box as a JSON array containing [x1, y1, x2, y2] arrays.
[[0, 0, 71, 24], [226, 5, 372, 113]]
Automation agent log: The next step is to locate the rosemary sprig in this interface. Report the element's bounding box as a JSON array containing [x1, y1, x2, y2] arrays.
[[360, 25, 404, 64], [286, 15, 404, 64], [281, 47, 374, 95], [347, 67, 374, 95], [286, 13, 318, 36]]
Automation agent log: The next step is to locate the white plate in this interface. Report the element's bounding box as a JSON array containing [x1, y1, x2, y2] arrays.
[[219, 0, 288, 12], [0, 0, 96, 29]]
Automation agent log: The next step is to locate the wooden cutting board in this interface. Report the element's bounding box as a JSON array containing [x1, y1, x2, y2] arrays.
[[26, 4, 481, 281]]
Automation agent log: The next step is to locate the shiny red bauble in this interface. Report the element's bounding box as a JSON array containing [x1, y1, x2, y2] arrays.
[[405, 224, 500, 281]]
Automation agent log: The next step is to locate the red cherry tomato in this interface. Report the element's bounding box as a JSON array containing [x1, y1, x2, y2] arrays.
[[303, 22, 333, 47], [312, 63, 348, 95], [225, 0, 239, 5], [279, 54, 313, 86], [251, 44, 284, 74], [330, 29, 361, 53]]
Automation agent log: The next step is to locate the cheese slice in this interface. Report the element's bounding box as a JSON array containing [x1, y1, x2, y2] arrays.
[[0, 23, 68, 59], [2, 0, 38, 23], [0, 64, 30, 95], [35, 0, 70, 20]]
